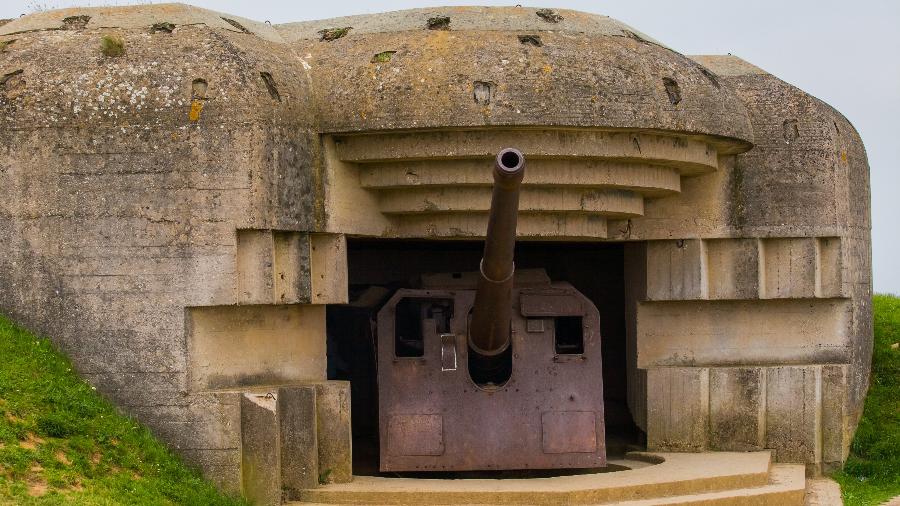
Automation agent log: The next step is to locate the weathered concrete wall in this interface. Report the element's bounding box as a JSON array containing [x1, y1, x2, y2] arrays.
[[625, 56, 872, 474], [701, 56, 873, 439], [0, 5, 326, 492], [0, 2, 870, 492]]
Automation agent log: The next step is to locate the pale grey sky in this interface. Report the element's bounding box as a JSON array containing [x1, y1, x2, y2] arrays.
[[3, 1, 898, 294]]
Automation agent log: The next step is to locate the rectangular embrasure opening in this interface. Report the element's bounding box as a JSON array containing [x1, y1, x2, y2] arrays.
[[394, 297, 453, 358], [554, 316, 584, 354]]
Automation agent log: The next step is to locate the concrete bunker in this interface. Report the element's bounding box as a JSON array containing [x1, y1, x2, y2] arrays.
[[0, 4, 871, 504]]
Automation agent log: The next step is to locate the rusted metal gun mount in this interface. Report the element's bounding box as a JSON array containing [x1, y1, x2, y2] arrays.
[[376, 148, 606, 472]]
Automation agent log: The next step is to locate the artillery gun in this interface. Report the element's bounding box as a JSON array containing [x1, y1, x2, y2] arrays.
[[376, 149, 607, 472]]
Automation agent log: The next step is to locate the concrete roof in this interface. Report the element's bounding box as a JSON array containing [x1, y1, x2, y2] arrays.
[[0, 3, 755, 146]]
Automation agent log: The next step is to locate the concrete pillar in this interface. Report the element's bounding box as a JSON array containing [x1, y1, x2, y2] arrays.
[[646, 367, 709, 451], [236, 230, 276, 304], [240, 394, 281, 506], [705, 238, 759, 299], [645, 239, 706, 300], [310, 234, 349, 304], [760, 238, 817, 298], [708, 368, 765, 451], [821, 365, 849, 473], [315, 381, 353, 484], [765, 366, 821, 473], [278, 385, 319, 499]]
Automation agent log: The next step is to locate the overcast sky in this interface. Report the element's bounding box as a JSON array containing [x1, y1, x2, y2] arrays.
[[3, 1, 898, 294]]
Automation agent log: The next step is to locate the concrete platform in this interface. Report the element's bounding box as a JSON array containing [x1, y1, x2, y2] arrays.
[[290, 451, 806, 505]]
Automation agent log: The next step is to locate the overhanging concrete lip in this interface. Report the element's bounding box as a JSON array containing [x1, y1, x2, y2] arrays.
[[326, 126, 753, 157]]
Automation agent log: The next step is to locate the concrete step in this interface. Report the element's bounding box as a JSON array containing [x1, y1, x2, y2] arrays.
[[605, 465, 806, 505], [291, 451, 782, 505]]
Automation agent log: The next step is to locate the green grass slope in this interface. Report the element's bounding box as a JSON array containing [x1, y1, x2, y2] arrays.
[[0, 315, 245, 505], [834, 294, 900, 505]]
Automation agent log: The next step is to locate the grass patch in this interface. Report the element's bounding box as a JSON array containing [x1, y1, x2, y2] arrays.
[[833, 294, 900, 505], [150, 22, 175, 34], [99, 35, 124, 57], [371, 51, 396, 63], [318, 27, 351, 41], [426, 16, 450, 31], [0, 314, 245, 505]]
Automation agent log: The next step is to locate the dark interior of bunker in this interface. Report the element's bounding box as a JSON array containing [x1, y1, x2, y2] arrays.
[[326, 239, 642, 477]]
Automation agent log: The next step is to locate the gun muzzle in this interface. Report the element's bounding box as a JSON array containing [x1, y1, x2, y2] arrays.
[[468, 148, 525, 362]]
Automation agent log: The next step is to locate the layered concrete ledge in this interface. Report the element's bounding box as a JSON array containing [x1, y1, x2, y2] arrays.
[[294, 452, 789, 505]]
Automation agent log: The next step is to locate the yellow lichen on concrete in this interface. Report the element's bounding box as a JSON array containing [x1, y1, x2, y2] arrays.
[[188, 99, 203, 121]]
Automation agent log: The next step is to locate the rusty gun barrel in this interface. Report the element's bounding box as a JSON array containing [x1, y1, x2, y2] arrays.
[[468, 148, 525, 365]]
